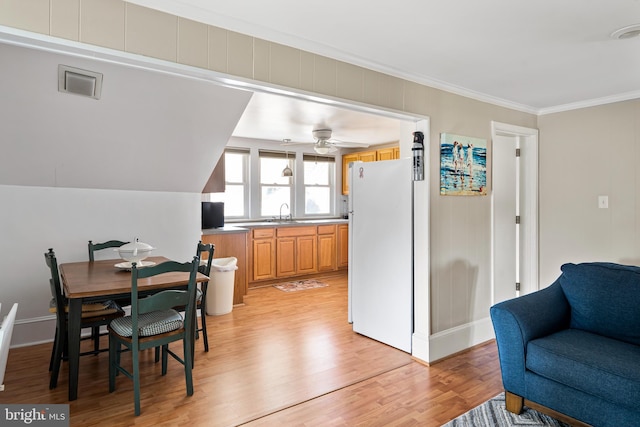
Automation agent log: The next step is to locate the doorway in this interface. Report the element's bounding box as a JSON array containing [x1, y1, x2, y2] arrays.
[[491, 122, 539, 304]]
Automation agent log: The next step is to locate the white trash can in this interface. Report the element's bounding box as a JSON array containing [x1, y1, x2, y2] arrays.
[[206, 257, 238, 315]]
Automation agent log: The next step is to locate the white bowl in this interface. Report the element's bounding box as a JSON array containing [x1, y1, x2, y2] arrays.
[[115, 240, 155, 263]]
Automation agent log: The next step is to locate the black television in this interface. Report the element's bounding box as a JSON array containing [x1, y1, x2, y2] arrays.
[[202, 202, 224, 229]]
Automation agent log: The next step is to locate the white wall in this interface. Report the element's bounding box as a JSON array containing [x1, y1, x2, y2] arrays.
[[0, 184, 202, 346], [538, 99, 640, 285]]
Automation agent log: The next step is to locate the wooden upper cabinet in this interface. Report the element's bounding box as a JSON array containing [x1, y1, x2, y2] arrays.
[[342, 147, 398, 195], [376, 147, 396, 161]]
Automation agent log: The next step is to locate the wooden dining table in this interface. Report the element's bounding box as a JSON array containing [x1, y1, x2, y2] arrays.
[[59, 256, 209, 401]]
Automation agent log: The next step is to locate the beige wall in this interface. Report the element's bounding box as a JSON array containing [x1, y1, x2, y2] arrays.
[[538, 100, 640, 285], [0, 0, 538, 346]]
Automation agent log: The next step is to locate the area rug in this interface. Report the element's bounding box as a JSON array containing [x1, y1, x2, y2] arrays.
[[273, 279, 328, 292], [442, 393, 570, 427]]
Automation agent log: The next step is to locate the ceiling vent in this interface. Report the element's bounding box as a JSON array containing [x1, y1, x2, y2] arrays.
[[58, 65, 103, 99]]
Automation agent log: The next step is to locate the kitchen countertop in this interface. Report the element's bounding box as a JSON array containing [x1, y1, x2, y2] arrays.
[[202, 218, 348, 234]]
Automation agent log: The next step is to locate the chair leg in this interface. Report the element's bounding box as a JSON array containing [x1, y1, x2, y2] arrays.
[[49, 326, 65, 389], [49, 326, 58, 372], [200, 302, 209, 352], [154, 346, 160, 363], [161, 345, 169, 376], [132, 349, 141, 416], [184, 336, 194, 396], [92, 326, 100, 354], [108, 336, 117, 392]]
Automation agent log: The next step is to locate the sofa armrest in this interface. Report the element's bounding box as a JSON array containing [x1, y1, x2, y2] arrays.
[[490, 281, 570, 395]]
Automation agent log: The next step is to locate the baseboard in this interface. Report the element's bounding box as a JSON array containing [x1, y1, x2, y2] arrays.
[[428, 317, 495, 362]]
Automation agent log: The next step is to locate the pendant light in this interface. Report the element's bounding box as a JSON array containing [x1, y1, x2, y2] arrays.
[[282, 149, 293, 177]]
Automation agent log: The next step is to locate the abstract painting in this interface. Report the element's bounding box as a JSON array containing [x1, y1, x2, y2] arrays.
[[440, 133, 487, 196]]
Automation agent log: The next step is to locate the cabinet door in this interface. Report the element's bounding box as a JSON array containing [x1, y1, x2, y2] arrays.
[[253, 238, 275, 281], [342, 153, 358, 195], [317, 232, 336, 271], [276, 237, 297, 277], [393, 146, 400, 159], [296, 235, 318, 274], [337, 224, 349, 268], [358, 151, 377, 162], [376, 147, 395, 161]]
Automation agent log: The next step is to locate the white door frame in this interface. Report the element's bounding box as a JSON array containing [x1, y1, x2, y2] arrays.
[[491, 121, 539, 301]]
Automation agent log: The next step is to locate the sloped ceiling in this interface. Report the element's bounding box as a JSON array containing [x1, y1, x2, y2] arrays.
[[0, 41, 252, 193]]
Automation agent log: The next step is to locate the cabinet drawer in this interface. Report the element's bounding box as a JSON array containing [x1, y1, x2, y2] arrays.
[[317, 224, 336, 235], [277, 226, 316, 237], [253, 228, 275, 239]]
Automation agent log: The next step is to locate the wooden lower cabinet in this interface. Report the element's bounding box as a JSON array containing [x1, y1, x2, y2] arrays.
[[318, 225, 337, 271], [250, 223, 346, 286], [276, 237, 296, 277], [252, 228, 276, 281], [296, 235, 317, 274], [337, 224, 349, 269]]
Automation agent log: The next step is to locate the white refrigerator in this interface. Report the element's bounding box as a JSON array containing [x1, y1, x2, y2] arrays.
[[348, 158, 413, 353]]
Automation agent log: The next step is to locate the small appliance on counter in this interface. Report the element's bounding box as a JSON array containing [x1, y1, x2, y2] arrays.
[[202, 202, 224, 229]]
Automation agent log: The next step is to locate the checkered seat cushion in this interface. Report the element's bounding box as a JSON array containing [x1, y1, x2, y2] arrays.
[[110, 309, 183, 337]]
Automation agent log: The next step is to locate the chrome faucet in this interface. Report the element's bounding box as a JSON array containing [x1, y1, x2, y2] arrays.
[[279, 203, 289, 221]]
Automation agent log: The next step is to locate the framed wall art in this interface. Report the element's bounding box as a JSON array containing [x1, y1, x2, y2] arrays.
[[440, 133, 487, 196]]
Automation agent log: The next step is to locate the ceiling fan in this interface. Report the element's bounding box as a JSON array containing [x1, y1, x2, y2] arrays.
[[282, 128, 370, 154]]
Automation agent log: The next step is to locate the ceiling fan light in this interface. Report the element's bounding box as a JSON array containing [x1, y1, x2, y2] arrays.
[[314, 145, 330, 154], [611, 24, 640, 39]]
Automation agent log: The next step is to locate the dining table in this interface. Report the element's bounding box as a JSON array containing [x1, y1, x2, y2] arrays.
[[59, 255, 209, 401]]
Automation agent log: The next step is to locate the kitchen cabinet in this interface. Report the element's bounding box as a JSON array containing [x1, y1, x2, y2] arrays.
[[252, 228, 276, 281], [276, 226, 317, 277], [342, 147, 398, 195], [337, 224, 349, 269], [248, 222, 346, 287], [200, 228, 249, 305], [342, 150, 376, 195], [376, 147, 400, 161], [317, 224, 337, 271]]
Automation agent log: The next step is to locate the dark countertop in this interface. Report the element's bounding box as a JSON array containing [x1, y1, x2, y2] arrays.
[[201, 218, 348, 235]]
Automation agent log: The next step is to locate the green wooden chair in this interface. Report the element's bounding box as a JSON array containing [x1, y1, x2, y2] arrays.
[[153, 241, 214, 365], [46, 248, 124, 390], [108, 257, 199, 416], [88, 240, 129, 261], [195, 241, 214, 352]]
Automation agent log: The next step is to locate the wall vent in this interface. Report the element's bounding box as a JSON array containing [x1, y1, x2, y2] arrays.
[[58, 65, 103, 100]]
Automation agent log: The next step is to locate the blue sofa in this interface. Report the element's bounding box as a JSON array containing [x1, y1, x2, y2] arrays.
[[490, 262, 640, 427]]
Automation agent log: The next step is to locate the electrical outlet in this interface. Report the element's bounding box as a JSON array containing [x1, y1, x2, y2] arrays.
[[598, 196, 608, 209]]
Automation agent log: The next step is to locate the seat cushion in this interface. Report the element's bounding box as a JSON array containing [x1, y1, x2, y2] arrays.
[[110, 309, 183, 337], [527, 329, 640, 410], [559, 262, 640, 345], [49, 299, 121, 318]]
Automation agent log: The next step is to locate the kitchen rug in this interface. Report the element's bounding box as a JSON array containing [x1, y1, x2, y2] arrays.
[[273, 279, 328, 292]]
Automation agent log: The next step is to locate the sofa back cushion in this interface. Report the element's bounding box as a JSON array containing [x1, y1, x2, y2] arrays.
[[559, 262, 640, 346]]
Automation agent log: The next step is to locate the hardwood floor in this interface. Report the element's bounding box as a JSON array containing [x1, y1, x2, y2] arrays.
[[1, 271, 503, 426]]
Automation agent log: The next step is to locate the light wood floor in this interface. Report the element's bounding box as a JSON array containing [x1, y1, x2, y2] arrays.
[[2, 271, 503, 426]]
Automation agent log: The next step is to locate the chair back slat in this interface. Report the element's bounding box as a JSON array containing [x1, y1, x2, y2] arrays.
[[138, 290, 189, 314], [88, 240, 129, 261], [45, 249, 66, 329], [197, 242, 214, 277]]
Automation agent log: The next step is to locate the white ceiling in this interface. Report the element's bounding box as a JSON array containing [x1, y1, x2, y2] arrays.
[[129, 0, 640, 114]]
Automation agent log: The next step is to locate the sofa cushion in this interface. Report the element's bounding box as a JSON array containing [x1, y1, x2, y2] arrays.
[[527, 329, 640, 411], [559, 262, 640, 345]]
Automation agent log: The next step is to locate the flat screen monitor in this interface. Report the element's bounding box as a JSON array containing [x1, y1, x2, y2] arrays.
[[202, 202, 224, 229]]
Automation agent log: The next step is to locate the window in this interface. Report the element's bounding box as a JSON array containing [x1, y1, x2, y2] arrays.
[[260, 151, 294, 217], [303, 154, 334, 215], [219, 149, 248, 217]]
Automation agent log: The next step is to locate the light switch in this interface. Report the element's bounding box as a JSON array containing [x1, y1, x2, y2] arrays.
[[598, 196, 608, 209]]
